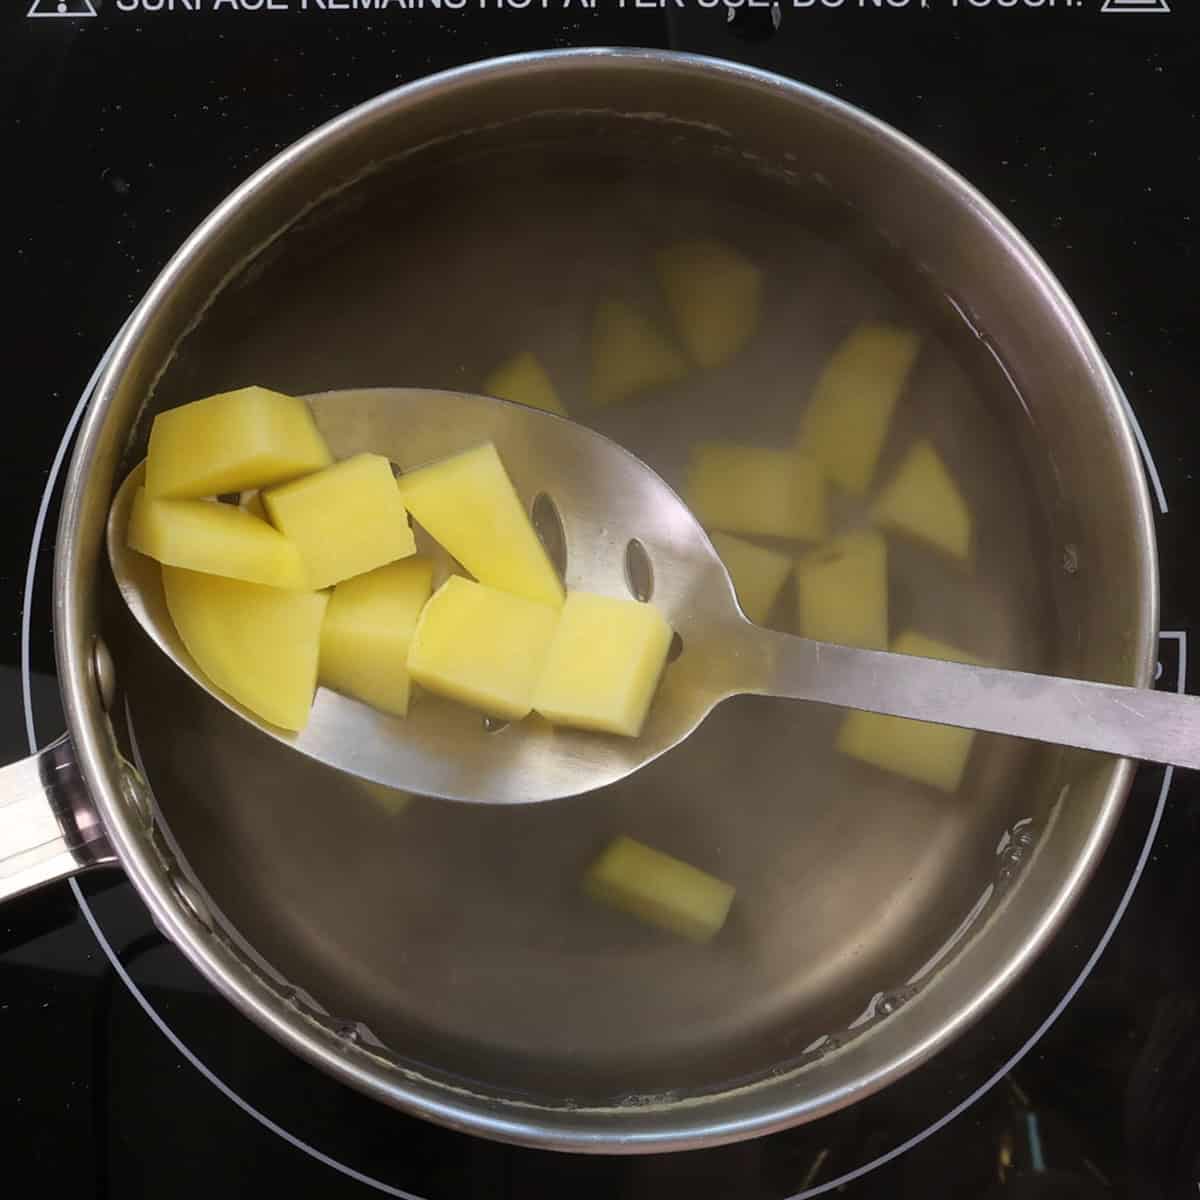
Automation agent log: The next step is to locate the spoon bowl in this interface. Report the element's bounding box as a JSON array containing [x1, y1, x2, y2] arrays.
[[108, 387, 752, 804], [108, 387, 1200, 804]]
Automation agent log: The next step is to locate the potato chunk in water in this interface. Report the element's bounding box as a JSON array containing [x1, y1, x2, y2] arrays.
[[655, 238, 763, 370], [796, 529, 888, 651], [800, 323, 920, 497], [685, 443, 826, 541], [872, 440, 972, 561], [584, 835, 735, 943], [589, 299, 688, 407], [709, 532, 791, 626], [836, 631, 981, 793], [484, 351, 565, 416]]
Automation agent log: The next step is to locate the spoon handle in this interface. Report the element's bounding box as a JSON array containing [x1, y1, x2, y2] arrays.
[[742, 628, 1197, 769]]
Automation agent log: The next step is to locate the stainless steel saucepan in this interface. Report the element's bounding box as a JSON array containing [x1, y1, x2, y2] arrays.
[[0, 49, 1157, 1153]]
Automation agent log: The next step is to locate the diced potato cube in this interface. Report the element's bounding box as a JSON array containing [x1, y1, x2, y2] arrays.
[[584, 835, 735, 943], [871, 440, 972, 561], [800, 324, 921, 496], [397, 443, 563, 609], [835, 631, 982, 793], [590, 299, 688, 407], [263, 453, 416, 590], [319, 558, 434, 717], [483, 351, 565, 415], [685, 443, 826, 541], [533, 592, 672, 737], [162, 565, 328, 731], [145, 386, 332, 499], [357, 781, 414, 816], [127, 488, 306, 590], [709, 531, 791, 625], [655, 238, 763, 369], [406, 576, 558, 721], [796, 529, 888, 650]]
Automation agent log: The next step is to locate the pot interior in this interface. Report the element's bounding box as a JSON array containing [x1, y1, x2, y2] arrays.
[[92, 61, 1151, 1126]]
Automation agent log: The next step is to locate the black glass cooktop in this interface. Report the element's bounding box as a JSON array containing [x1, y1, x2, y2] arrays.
[[5, 5, 1199, 1197]]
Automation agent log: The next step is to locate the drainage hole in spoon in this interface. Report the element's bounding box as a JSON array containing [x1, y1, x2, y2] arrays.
[[531, 492, 568, 580], [624, 538, 654, 602], [668, 632, 684, 663]]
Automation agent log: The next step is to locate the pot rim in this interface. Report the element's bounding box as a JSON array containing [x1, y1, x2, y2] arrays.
[[54, 46, 1159, 1154]]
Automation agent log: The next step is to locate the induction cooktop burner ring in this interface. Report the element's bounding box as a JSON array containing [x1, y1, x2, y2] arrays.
[[22, 326, 1179, 1198]]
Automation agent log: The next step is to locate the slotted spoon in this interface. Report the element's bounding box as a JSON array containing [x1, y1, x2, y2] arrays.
[[106, 387, 1200, 804]]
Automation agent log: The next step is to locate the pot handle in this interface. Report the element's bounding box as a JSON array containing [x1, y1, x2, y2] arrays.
[[0, 734, 117, 903]]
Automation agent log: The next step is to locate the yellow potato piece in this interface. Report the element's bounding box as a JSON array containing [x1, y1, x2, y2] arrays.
[[685, 443, 826, 541], [800, 324, 921, 496], [483, 351, 565, 415], [162, 565, 328, 731], [590, 299, 688, 407], [836, 631, 982, 793], [407, 576, 559, 721], [709, 531, 791, 625], [872, 440, 972, 560], [357, 781, 414, 816], [796, 529, 888, 650], [397, 443, 563, 609], [319, 558, 434, 717], [127, 488, 306, 590], [533, 592, 672, 738], [145, 386, 332, 500], [584, 835, 735, 943], [655, 238, 763, 369], [263, 453, 416, 591]]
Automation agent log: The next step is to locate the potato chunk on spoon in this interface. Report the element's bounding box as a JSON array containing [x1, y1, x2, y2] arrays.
[[107, 387, 1200, 805]]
